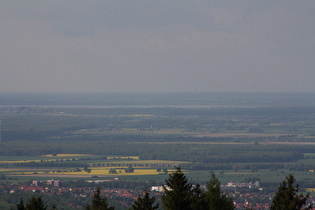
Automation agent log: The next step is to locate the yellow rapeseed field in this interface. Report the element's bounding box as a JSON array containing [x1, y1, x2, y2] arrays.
[[105, 160, 187, 164], [107, 156, 140, 160], [44, 167, 177, 176], [0, 154, 182, 177], [0, 160, 41, 163], [6, 167, 179, 177], [43, 154, 91, 157]]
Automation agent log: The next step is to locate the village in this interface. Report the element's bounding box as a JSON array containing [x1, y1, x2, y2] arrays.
[[2, 178, 313, 209]]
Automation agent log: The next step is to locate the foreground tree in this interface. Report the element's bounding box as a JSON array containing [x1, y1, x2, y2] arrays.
[[25, 196, 47, 210], [271, 174, 311, 210], [131, 191, 159, 210], [162, 167, 193, 210], [14, 196, 57, 210], [206, 173, 234, 210], [85, 187, 115, 210], [191, 184, 207, 210], [16, 199, 25, 210]]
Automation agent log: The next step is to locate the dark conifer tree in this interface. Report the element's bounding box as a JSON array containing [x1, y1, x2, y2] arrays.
[[206, 173, 234, 210], [85, 187, 115, 210], [25, 196, 47, 210], [191, 184, 207, 210], [131, 191, 159, 210], [271, 174, 311, 210], [162, 167, 193, 210], [16, 199, 25, 210]]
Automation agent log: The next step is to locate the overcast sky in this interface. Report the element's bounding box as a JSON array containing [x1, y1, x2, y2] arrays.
[[0, 1, 314, 93]]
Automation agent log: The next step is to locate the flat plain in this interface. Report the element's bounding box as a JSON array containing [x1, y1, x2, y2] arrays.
[[1, 92, 315, 187]]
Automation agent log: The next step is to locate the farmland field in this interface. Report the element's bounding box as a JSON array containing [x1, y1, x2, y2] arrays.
[[0, 153, 186, 182]]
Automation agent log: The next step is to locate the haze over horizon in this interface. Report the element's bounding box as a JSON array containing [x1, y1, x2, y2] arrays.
[[1, 1, 315, 93]]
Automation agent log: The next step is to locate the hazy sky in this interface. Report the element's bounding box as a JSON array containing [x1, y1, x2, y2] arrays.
[[1, 1, 315, 93]]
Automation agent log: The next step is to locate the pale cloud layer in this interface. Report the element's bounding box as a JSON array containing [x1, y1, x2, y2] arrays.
[[1, 1, 315, 93]]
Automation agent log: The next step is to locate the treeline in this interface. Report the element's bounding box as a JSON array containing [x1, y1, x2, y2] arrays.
[[203, 151, 303, 163], [0, 140, 308, 164], [186, 162, 315, 172], [0, 162, 87, 168], [0, 191, 90, 210], [64, 180, 158, 190], [3, 104, 315, 143]]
